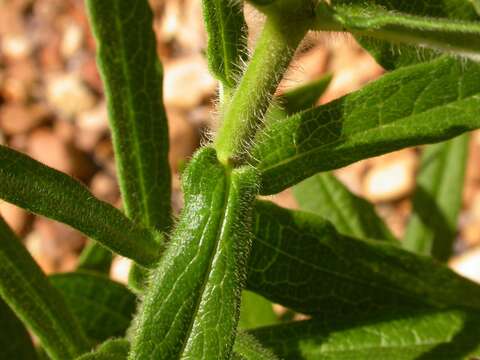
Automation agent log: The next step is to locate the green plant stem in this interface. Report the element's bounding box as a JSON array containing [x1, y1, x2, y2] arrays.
[[214, 15, 308, 166], [0, 216, 90, 360]]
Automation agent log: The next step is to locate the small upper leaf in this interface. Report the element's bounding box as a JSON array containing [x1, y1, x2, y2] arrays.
[[329, 0, 479, 69], [253, 57, 480, 194], [202, 0, 248, 89], [403, 135, 469, 261]]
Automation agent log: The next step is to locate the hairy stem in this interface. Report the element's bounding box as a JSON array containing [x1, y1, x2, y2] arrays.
[[214, 15, 308, 166]]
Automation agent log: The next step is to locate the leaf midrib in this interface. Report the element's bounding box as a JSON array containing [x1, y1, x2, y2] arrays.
[[113, 0, 150, 227], [259, 93, 480, 174]]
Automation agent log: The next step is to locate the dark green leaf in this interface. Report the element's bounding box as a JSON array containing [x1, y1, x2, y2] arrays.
[[76, 339, 129, 360], [85, 0, 171, 232], [253, 57, 480, 195], [251, 308, 480, 359], [0, 299, 37, 360], [294, 172, 396, 242], [329, 0, 479, 69], [202, 0, 248, 90], [50, 272, 136, 342], [403, 135, 469, 261], [239, 291, 279, 329], [247, 201, 480, 317], [130, 148, 259, 359], [0, 215, 89, 360], [0, 145, 162, 267], [77, 242, 112, 274], [233, 332, 279, 360]]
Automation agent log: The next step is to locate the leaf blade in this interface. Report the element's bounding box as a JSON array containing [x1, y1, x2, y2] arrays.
[[85, 0, 171, 232], [0, 215, 90, 360], [0, 145, 162, 266], [250, 308, 480, 359], [403, 135, 469, 261], [130, 148, 259, 359], [294, 172, 396, 242], [247, 201, 480, 317], [253, 57, 480, 194], [0, 299, 37, 360], [239, 290, 279, 330], [327, 0, 479, 69], [202, 0, 248, 89], [50, 272, 137, 342]]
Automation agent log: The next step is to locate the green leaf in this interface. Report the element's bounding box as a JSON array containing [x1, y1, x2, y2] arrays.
[[0, 299, 37, 360], [253, 56, 480, 195], [239, 291, 279, 329], [403, 135, 469, 261], [247, 201, 480, 317], [250, 308, 480, 359], [294, 172, 396, 242], [233, 331, 279, 360], [0, 215, 90, 360], [315, 4, 480, 64], [328, 0, 479, 69], [76, 339, 129, 360], [77, 242, 113, 274], [85, 0, 171, 232], [0, 145, 162, 267], [202, 0, 248, 90], [50, 272, 137, 342], [130, 148, 259, 360], [280, 74, 333, 115]]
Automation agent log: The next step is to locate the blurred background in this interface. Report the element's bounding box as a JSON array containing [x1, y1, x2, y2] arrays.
[[0, 0, 479, 284]]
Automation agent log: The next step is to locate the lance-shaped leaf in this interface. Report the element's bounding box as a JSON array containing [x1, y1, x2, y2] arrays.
[[233, 332, 279, 360], [0, 216, 90, 360], [247, 201, 480, 317], [76, 339, 129, 360], [50, 272, 137, 342], [314, 4, 480, 61], [324, 0, 479, 69], [130, 148, 259, 360], [253, 56, 480, 195], [294, 172, 396, 242], [403, 135, 469, 261], [0, 145, 162, 266], [250, 308, 480, 359], [0, 299, 37, 360], [239, 291, 279, 329], [85, 0, 171, 232], [202, 0, 248, 90]]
